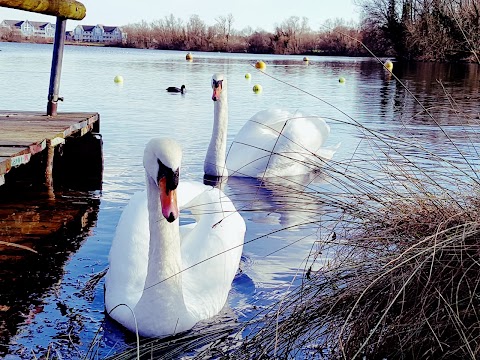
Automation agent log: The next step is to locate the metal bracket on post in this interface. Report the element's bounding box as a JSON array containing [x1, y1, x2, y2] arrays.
[[47, 17, 67, 116]]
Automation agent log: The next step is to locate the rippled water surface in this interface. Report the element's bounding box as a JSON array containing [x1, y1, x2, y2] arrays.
[[1, 42, 479, 358]]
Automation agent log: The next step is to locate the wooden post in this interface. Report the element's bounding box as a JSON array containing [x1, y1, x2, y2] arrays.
[[0, 0, 86, 20], [45, 139, 55, 199], [47, 17, 67, 116]]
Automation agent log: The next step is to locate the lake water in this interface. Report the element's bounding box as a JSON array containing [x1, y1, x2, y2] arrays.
[[1, 42, 479, 358]]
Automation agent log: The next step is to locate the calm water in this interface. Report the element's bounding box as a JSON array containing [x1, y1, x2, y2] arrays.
[[1, 42, 479, 358]]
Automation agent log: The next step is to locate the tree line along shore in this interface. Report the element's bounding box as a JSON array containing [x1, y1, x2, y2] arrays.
[[121, 1, 480, 62], [1, 1, 478, 62]]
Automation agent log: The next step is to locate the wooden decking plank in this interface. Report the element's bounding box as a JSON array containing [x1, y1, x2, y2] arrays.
[[0, 121, 85, 132], [0, 139, 45, 149], [0, 120, 93, 140], [0, 114, 98, 122], [0, 147, 30, 157], [0, 130, 66, 142]]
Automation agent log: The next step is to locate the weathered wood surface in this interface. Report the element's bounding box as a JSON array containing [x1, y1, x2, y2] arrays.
[[0, 111, 99, 181], [0, 0, 86, 20]]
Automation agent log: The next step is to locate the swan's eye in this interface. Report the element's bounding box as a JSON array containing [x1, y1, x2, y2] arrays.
[[157, 160, 179, 191], [212, 79, 223, 89]]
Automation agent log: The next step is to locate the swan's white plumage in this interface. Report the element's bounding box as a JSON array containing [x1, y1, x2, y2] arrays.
[[204, 73, 339, 179], [227, 109, 339, 178], [105, 139, 245, 338]]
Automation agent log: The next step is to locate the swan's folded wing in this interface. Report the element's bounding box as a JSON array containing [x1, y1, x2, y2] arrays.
[[226, 109, 336, 178], [180, 188, 246, 319], [226, 114, 278, 177], [177, 180, 211, 208]]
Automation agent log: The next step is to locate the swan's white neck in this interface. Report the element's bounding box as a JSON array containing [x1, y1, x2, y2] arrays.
[[134, 175, 192, 336], [204, 94, 229, 177]]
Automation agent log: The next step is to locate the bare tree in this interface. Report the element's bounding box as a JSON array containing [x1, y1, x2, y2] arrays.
[[186, 15, 207, 50], [123, 20, 152, 48], [356, 0, 480, 60], [215, 13, 235, 51]]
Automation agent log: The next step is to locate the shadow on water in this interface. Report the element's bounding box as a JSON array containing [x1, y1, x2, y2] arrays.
[[0, 189, 101, 356], [0, 134, 103, 357]]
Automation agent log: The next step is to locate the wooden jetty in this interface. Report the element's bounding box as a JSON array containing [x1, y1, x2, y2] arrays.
[[0, 0, 103, 255], [0, 111, 100, 187], [0, 110, 102, 254]]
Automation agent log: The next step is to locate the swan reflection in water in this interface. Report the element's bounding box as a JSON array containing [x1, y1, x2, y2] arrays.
[[206, 171, 330, 229]]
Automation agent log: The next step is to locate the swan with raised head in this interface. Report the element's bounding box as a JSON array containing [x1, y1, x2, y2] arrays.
[[205, 73, 339, 178], [105, 138, 245, 338]]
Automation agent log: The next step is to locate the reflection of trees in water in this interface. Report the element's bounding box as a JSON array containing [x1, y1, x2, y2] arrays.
[[0, 190, 100, 356]]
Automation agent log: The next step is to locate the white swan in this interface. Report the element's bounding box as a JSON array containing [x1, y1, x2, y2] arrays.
[[204, 73, 339, 178], [105, 138, 246, 338]]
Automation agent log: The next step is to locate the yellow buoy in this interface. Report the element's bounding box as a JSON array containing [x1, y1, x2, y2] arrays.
[[255, 61, 266, 70], [186, 52, 193, 61], [303, 56, 309, 61], [114, 75, 124, 83], [253, 84, 262, 93], [338, 77, 346, 83], [384, 60, 393, 72], [245, 73, 251, 79]]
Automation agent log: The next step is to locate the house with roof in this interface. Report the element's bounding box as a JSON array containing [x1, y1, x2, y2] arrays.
[[0, 20, 55, 38], [31, 21, 55, 37], [73, 24, 126, 43]]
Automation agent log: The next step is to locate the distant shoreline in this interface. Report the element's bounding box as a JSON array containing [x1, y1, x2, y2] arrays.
[[0, 39, 107, 47], [0, 38, 374, 58]]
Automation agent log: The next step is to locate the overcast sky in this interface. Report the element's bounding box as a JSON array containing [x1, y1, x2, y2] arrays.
[[0, 0, 360, 31]]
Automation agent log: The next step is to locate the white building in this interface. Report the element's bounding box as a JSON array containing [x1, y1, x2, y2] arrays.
[[73, 24, 126, 43], [0, 20, 55, 38]]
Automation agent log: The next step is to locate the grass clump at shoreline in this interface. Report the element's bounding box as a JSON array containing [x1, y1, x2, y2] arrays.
[[229, 194, 480, 359]]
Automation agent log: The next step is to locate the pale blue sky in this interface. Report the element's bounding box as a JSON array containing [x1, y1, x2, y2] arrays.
[[0, 0, 360, 31]]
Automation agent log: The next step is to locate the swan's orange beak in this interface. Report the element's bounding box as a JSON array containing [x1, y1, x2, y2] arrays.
[[159, 178, 178, 223], [212, 86, 221, 101], [212, 79, 223, 101]]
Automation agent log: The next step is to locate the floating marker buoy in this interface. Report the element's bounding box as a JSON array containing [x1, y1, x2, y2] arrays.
[[384, 60, 393, 71], [186, 52, 193, 61], [245, 73, 251, 79], [339, 77, 346, 83], [255, 61, 266, 70], [303, 56, 309, 61], [253, 84, 263, 93], [114, 75, 124, 83]]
